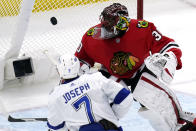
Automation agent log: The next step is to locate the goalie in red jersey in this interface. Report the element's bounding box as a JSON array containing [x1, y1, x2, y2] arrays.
[[75, 3, 196, 131]]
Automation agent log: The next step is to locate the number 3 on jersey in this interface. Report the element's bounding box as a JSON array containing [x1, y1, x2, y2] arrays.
[[72, 94, 95, 123], [152, 31, 162, 41]]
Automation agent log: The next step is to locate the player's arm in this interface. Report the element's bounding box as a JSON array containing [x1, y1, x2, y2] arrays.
[[145, 22, 182, 83], [75, 34, 95, 74], [101, 74, 133, 119], [47, 96, 69, 131], [148, 22, 182, 69]]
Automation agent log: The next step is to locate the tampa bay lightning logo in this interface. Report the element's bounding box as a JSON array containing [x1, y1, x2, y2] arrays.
[[74, 57, 77, 62]]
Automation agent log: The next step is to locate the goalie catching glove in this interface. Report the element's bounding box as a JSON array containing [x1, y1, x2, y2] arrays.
[[144, 52, 177, 84]]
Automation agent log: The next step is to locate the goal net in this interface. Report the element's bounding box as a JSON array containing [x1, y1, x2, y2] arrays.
[[0, 0, 141, 89]]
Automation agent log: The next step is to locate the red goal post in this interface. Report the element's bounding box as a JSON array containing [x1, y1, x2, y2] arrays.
[[137, 0, 144, 20]]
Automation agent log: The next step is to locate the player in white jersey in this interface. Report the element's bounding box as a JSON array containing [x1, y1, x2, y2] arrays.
[[47, 54, 133, 131]]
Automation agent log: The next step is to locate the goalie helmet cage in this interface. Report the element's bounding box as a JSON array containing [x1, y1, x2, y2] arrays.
[[0, 0, 143, 88]]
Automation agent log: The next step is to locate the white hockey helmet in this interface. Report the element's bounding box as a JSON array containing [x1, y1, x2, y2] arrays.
[[56, 54, 80, 79]]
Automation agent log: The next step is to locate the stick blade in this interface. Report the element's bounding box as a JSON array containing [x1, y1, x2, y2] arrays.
[[8, 115, 47, 122], [8, 115, 25, 122]]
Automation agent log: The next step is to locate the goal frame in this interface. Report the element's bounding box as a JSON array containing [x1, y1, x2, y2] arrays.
[[0, 0, 144, 89], [137, 0, 143, 20]]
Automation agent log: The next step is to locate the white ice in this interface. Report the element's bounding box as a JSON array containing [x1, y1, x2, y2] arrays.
[[0, 0, 196, 130]]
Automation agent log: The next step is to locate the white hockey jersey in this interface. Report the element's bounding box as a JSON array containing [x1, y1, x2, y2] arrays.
[[47, 72, 133, 131]]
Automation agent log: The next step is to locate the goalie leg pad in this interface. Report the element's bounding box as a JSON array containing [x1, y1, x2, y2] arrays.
[[138, 107, 173, 131], [180, 111, 196, 123], [133, 72, 182, 131]]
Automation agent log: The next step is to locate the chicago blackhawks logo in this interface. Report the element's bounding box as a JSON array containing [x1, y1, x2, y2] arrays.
[[110, 52, 139, 75], [87, 28, 95, 36], [137, 20, 149, 28]]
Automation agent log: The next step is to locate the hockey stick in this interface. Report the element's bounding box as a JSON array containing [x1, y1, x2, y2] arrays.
[[43, 50, 58, 66], [0, 98, 43, 123], [8, 115, 47, 122]]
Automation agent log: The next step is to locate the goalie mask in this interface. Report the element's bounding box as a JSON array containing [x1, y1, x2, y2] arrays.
[[93, 3, 130, 39], [57, 54, 80, 79]]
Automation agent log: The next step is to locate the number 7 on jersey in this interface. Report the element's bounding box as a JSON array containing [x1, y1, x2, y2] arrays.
[[72, 94, 95, 123]]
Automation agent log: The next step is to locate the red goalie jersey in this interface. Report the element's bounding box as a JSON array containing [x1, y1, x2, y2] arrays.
[[75, 19, 182, 79]]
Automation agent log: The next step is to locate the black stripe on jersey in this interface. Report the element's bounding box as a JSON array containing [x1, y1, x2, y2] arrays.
[[160, 43, 179, 54], [99, 70, 111, 79], [79, 59, 91, 68]]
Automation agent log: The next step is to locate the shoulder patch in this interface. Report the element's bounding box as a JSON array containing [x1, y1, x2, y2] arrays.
[[137, 20, 149, 28], [87, 28, 95, 36]]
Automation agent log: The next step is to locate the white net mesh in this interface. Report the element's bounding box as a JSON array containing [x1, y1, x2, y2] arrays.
[[0, 0, 137, 58]]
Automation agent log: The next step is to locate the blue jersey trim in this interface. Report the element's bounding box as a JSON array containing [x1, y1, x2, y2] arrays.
[[47, 121, 65, 130], [61, 76, 79, 84], [113, 88, 130, 104], [119, 126, 123, 131]]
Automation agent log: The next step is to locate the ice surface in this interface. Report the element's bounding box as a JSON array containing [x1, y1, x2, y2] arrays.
[[0, 92, 195, 131], [0, 0, 196, 130]]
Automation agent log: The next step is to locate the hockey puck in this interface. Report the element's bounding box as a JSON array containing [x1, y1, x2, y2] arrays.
[[50, 17, 57, 25]]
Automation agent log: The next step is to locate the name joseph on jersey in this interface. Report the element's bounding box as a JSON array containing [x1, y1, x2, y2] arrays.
[[63, 83, 90, 104]]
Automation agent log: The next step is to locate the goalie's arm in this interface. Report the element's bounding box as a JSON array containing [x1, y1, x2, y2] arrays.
[[75, 35, 95, 66], [78, 59, 91, 74], [147, 22, 182, 70]]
